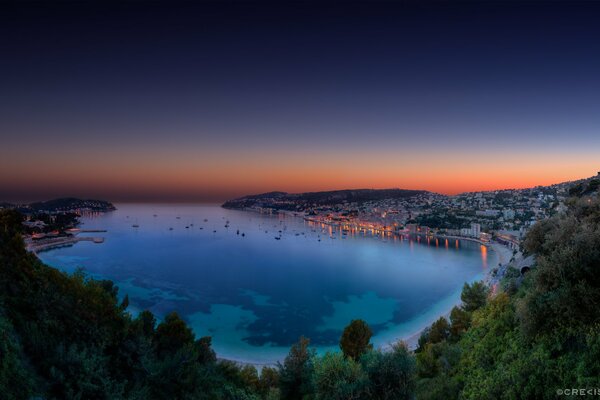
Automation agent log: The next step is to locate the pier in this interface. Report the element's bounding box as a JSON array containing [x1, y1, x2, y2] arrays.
[[27, 235, 105, 253]]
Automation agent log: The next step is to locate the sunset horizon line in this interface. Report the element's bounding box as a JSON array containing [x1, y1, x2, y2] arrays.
[[6, 169, 598, 205]]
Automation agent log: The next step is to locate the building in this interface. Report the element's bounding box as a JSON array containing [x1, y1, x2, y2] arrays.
[[480, 232, 492, 242], [503, 209, 515, 219], [476, 209, 500, 217], [471, 223, 481, 238], [406, 223, 418, 234]]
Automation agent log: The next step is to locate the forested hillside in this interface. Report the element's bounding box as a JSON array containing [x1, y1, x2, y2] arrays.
[[415, 194, 600, 399]]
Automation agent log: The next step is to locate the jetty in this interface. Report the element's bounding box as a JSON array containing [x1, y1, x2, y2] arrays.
[[26, 235, 105, 253]]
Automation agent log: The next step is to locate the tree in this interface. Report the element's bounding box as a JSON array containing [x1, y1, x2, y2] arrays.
[[259, 366, 280, 397], [278, 336, 315, 400], [428, 317, 450, 344], [519, 196, 600, 337], [360, 343, 415, 400], [0, 313, 35, 399], [153, 312, 194, 358], [460, 281, 489, 312], [340, 319, 373, 360], [239, 365, 260, 392], [449, 306, 471, 340], [313, 352, 367, 400], [136, 310, 157, 338]]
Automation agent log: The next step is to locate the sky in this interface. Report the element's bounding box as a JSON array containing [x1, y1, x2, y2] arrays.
[[1, 1, 599, 202]]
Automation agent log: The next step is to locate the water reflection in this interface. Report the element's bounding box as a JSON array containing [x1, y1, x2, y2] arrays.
[[39, 204, 493, 363]]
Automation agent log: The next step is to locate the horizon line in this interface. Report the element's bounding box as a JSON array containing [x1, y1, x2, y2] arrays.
[[5, 171, 597, 205]]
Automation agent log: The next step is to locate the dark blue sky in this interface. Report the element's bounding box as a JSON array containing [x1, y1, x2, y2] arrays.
[[1, 1, 599, 201]]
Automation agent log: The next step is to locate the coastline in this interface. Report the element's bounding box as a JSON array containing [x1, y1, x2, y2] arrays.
[[35, 205, 518, 368], [222, 210, 518, 366], [396, 240, 515, 351], [215, 209, 518, 366]]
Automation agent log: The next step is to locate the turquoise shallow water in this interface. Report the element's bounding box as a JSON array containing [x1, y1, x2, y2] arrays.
[[39, 204, 494, 363]]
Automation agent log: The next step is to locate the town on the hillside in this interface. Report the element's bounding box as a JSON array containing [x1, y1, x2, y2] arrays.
[[224, 173, 600, 247]]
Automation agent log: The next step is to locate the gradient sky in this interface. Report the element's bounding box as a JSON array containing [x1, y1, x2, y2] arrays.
[[1, 1, 599, 202]]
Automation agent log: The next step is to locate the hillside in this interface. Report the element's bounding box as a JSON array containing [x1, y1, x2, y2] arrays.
[[0, 198, 117, 214], [222, 188, 431, 210], [414, 190, 600, 399], [26, 198, 116, 213]]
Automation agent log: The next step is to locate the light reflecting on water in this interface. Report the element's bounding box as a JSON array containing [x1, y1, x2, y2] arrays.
[[39, 204, 494, 363], [480, 244, 488, 268]]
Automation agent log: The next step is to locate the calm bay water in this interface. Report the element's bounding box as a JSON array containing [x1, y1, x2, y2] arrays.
[[39, 204, 493, 363]]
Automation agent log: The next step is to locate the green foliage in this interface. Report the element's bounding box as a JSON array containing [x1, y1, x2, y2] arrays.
[[569, 179, 600, 197], [416, 197, 600, 399], [519, 197, 600, 338], [258, 366, 279, 397], [47, 343, 126, 399], [0, 311, 35, 399], [313, 352, 367, 399], [427, 317, 450, 344], [278, 336, 315, 400], [449, 306, 471, 340], [499, 267, 521, 295], [154, 312, 195, 357], [460, 281, 489, 312], [339, 319, 373, 360], [360, 343, 415, 400]]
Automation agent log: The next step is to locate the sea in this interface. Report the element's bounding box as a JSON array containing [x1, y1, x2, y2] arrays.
[[38, 204, 495, 364]]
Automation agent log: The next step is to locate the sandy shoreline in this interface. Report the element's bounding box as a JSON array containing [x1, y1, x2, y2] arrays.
[[399, 242, 511, 351], [223, 239, 516, 367]]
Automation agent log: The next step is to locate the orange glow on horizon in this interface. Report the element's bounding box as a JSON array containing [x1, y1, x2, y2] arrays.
[[1, 145, 597, 201]]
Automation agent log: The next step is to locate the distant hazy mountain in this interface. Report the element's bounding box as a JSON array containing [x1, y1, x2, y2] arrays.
[[1, 198, 116, 213], [223, 172, 600, 211], [222, 188, 431, 210]]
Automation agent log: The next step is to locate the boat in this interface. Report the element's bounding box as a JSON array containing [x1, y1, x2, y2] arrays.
[[275, 237, 281, 240], [132, 224, 139, 228]]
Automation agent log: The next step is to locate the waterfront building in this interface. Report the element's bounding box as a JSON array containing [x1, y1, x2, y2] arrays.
[[471, 223, 481, 238]]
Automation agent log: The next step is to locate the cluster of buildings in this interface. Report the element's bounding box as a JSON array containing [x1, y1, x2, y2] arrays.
[[236, 178, 584, 244]]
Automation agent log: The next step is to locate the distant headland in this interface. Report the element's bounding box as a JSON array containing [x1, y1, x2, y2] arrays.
[[0, 197, 116, 214], [0, 198, 115, 253]]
